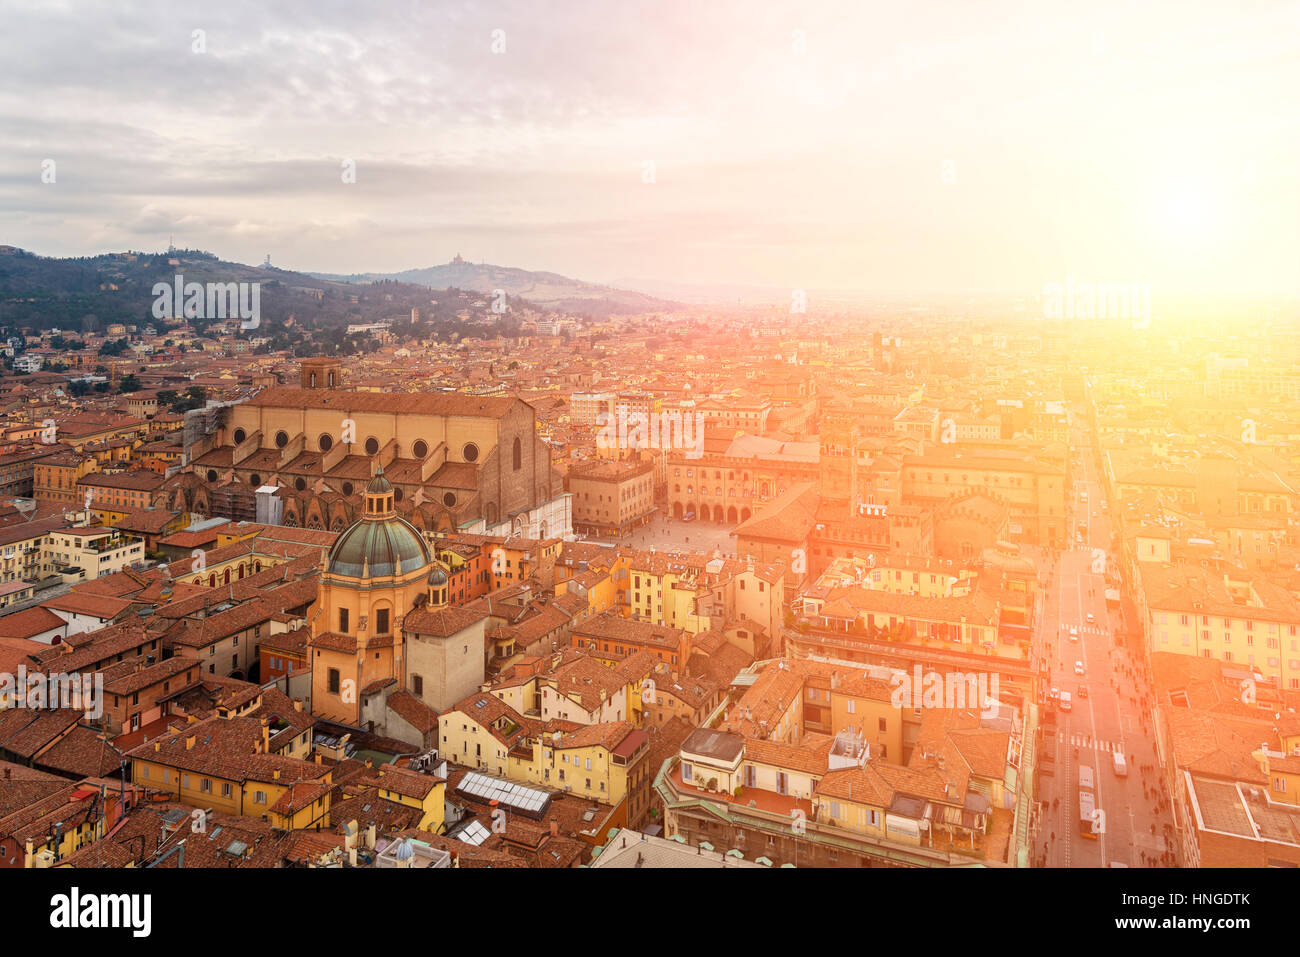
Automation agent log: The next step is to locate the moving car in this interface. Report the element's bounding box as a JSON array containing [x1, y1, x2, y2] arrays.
[[1059, 690, 1072, 712], [1068, 625, 1079, 641], [1085, 612, 1095, 624], [1078, 683, 1088, 698], [1074, 660, 1085, 675], [1113, 752, 1127, 776]]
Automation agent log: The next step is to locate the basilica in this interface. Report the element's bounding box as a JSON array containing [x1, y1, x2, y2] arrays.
[[165, 357, 565, 538], [307, 467, 487, 728]]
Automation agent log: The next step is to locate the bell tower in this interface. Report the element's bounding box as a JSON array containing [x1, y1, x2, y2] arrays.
[[819, 419, 859, 520], [301, 356, 343, 389]]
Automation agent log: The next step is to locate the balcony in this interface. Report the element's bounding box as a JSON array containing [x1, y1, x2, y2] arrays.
[[653, 756, 1004, 866]]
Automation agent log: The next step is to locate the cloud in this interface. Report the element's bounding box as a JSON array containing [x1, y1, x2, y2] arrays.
[[0, 0, 1296, 295]]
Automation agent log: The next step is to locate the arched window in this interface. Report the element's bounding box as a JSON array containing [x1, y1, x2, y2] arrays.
[[512, 437, 522, 470]]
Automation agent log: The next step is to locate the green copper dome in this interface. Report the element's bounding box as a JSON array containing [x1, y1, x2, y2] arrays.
[[327, 466, 429, 578], [328, 516, 430, 578]]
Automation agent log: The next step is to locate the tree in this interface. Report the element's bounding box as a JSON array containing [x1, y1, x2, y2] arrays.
[[117, 374, 140, 394]]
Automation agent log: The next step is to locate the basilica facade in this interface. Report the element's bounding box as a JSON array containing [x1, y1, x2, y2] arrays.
[[168, 359, 559, 535]]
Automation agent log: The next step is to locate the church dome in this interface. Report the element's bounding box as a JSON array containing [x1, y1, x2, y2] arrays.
[[326, 466, 430, 578], [427, 562, 449, 587]]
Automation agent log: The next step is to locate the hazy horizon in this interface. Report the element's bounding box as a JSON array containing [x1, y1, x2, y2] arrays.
[[3, 0, 1299, 299]]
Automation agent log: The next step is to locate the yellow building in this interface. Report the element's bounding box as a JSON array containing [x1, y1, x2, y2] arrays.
[[358, 763, 446, 832], [441, 690, 650, 810], [127, 712, 332, 830], [308, 468, 433, 725], [1141, 562, 1300, 691]]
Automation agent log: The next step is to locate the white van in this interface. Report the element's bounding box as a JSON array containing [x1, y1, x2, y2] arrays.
[[1113, 752, 1127, 776], [1059, 691, 1072, 712]]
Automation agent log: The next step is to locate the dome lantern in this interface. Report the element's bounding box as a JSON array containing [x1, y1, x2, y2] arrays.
[[325, 465, 430, 579]]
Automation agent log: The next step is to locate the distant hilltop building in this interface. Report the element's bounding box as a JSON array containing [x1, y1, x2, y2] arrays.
[[451, 254, 465, 264]]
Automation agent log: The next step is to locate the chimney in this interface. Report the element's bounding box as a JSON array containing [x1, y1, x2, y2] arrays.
[[549, 819, 558, 838], [185, 734, 196, 750]]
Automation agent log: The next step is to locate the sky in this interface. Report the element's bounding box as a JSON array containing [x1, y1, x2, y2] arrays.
[[2, 0, 1299, 299]]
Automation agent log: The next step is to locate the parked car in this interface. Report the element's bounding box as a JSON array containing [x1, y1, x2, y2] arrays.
[[1074, 660, 1086, 676]]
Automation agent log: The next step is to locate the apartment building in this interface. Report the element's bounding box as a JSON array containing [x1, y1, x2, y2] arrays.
[[78, 469, 167, 511], [568, 459, 655, 536], [1150, 653, 1300, 867], [569, 391, 616, 427], [44, 528, 145, 581], [439, 690, 652, 824], [900, 446, 1067, 547], [127, 707, 330, 830], [1139, 562, 1300, 691], [654, 658, 1030, 867]]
